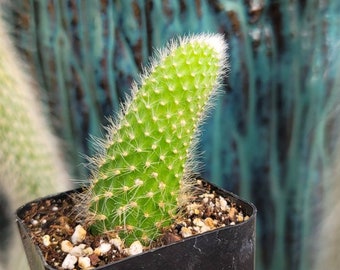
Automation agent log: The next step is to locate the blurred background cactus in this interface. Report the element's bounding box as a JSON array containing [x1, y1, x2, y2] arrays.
[[86, 34, 227, 245], [0, 3, 71, 270], [2, 1, 340, 270]]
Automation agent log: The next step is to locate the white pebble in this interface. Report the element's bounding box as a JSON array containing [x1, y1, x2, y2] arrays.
[[180, 227, 193, 238], [70, 245, 86, 257], [94, 242, 111, 255], [128, 241, 143, 256], [193, 218, 204, 227], [200, 224, 211, 233], [192, 218, 211, 233], [61, 240, 73, 253], [71, 225, 87, 244], [78, 256, 91, 269], [193, 226, 200, 233], [31, 219, 38, 226], [219, 196, 228, 211], [83, 247, 94, 255], [110, 237, 123, 252], [203, 193, 215, 199], [61, 254, 77, 269], [42, 235, 51, 247]]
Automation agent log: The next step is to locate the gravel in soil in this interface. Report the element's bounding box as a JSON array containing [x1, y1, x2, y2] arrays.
[[20, 180, 249, 269]]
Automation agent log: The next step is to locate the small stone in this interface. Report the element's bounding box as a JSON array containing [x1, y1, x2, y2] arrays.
[[110, 237, 123, 252], [193, 218, 204, 227], [78, 256, 91, 269], [200, 224, 211, 233], [219, 196, 228, 211], [42, 235, 51, 247], [71, 225, 87, 244], [203, 193, 214, 199], [229, 207, 237, 222], [61, 240, 73, 253], [94, 242, 111, 255], [83, 247, 94, 256], [193, 218, 211, 233], [89, 253, 100, 266], [31, 219, 39, 226], [128, 241, 143, 256], [180, 227, 193, 238], [187, 203, 201, 214], [204, 217, 215, 229], [61, 254, 77, 269], [237, 213, 244, 222], [70, 245, 86, 257], [193, 226, 201, 233]]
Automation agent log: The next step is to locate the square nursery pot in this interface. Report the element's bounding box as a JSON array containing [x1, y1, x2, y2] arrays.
[[16, 181, 256, 270]]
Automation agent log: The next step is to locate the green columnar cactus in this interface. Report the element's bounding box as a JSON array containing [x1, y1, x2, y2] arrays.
[[0, 22, 70, 204], [85, 34, 228, 245], [0, 13, 71, 270]]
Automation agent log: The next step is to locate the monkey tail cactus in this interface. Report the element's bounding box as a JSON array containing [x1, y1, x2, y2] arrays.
[[85, 34, 228, 245], [0, 15, 71, 206], [0, 11, 71, 270]]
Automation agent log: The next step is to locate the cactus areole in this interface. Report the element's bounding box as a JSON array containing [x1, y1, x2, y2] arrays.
[[86, 34, 228, 245]]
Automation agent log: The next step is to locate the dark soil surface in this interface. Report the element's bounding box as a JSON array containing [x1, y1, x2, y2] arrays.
[[20, 180, 249, 269]]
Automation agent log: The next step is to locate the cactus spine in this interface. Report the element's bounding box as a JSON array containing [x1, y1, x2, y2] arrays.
[[86, 34, 228, 245]]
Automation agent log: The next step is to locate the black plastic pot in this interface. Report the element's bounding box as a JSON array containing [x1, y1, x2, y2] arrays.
[[16, 182, 256, 270]]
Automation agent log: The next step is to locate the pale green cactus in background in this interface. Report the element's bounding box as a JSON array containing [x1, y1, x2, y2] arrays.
[[0, 10, 71, 270], [0, 15, 70, 208], [84, 34, 228, 245]]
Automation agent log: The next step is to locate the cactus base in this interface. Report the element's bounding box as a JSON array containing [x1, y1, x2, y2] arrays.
[[16, 181, 256, 270]]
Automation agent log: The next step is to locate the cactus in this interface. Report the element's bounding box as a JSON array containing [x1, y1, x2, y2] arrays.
[[0, 18, 70, 205], [0, 9, 71, 270], [84, 34, 228, 245]]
